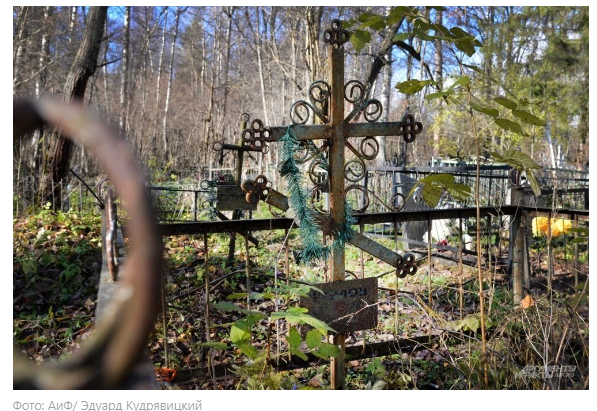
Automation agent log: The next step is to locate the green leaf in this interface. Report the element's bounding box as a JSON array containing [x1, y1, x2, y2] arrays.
[[230, 320, 251, 344], [199, 342, 229, 350], [290, 348, 309, 361], [286, 327, 301, 349], [491, 149, 542, 171], [395, 79, 434, 94], [463, 63, 482, 73], [351, 29, 371, 53], [447, 75, 470, 92], [341, 20, 357, 30], [569, 237, 587, 244], [451, 314, 480, 333], [494, 96, 518, 110], [568, 227, 589, 236], [226, 293, 249, 300], [409, 173, 472, 208], [388, 7, 410, 24], [317, 343, 342, 358], [512, 110, 546, 126], [494, 118, 527, 136], [358, 15, 387, 31], [237, 343, 259, 359], [450, 26, 473, 39], [454, 39, 476, 56], [392, 32, 410, 42], [425, 92, 448, 101], [211, 301, 252, 314], [527, 171, 541, 197], [421, 183, 444, 208], [306, 329, 322, 350], [470, 102, 499, 118]]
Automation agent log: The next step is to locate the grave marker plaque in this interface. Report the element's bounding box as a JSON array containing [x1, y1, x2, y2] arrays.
[[299, 277, 378, 333], [216, 185, 257, 211]]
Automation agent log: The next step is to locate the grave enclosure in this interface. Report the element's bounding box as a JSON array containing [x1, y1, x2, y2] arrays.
[[13, 20, 589, 390]]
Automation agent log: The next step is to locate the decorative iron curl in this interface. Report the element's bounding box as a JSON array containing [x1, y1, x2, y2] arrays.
[[346, 136, 379, 162], [344, 158, 367, 183], [345, 184, 370, 214], [289, 80, 331, 125], [323, 19, 350, 47], [308, 158, 329, 188], [344, 79, 383, 123]]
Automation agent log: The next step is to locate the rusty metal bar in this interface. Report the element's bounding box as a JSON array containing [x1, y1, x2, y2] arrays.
[[14, 98, 162, 389], [348, 231, 403, 268]]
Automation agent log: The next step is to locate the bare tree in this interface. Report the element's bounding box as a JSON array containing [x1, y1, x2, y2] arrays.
[[43, 6, 107, 205]]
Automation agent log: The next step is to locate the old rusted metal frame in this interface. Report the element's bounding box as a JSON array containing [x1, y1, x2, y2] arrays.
[[157, 206, 522, 236], [170, 334, 438, 385], [14, 99, 162, 389], [158, 205, 589, 237], [327, 19, 347, 391]]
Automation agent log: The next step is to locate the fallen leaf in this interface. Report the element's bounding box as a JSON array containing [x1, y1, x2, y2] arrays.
[[520, 294, 535, 309]]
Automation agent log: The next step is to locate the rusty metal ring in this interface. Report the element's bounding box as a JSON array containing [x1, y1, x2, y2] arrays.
[[390, 192, 406, 211], [406, 264, 418, 276], [242, 128, 255, 144], [13, 98, 162, 389], [404, 253, 416, 265], [239, 112, 250, 122], [255, 175, 268, 186], [241, 179, 255, 192], [251, 119, 264, 131], [213, 140, 224, 152], [345, 184, 369, 214]]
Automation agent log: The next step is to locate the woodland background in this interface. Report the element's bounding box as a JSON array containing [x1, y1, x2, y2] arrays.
[[12, 6, 589, 196]]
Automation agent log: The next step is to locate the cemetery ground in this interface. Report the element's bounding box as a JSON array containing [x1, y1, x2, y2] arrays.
[[13, 203, 589, 390]]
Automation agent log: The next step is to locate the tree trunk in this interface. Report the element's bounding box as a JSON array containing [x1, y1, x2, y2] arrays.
[[152, 8, 168, 155], [119, 6, 131, 135], [13, 6, 30, 97], [162, 7, 185, 166], [44, 6, 107, 206], [432, 9, 443, 158]]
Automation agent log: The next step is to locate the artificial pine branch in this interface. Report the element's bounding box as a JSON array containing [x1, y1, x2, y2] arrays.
[[279, 126, 355, 264]]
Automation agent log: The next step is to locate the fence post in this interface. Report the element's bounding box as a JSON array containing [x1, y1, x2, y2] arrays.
[[510, 187, 527, 304], [194, 190, 198, 221]]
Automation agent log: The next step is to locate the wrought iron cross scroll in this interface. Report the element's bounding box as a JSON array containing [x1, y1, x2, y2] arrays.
[[243, 20, 423, 389]]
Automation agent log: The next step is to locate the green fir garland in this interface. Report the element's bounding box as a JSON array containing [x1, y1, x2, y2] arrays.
[[279, 126, 356, 264]]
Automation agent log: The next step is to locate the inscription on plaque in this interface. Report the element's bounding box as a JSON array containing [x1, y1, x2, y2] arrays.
[[299, 277, 378, 333], [216, 185, 257, 211]]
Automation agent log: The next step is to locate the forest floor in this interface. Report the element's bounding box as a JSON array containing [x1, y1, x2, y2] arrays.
[[13, 209, 589, 389]]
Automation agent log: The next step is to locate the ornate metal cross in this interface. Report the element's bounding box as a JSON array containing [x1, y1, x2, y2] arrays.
[[242, 19, 423, 389]]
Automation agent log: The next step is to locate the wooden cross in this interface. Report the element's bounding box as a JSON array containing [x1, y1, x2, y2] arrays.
[[243, 20, 423, 389]]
